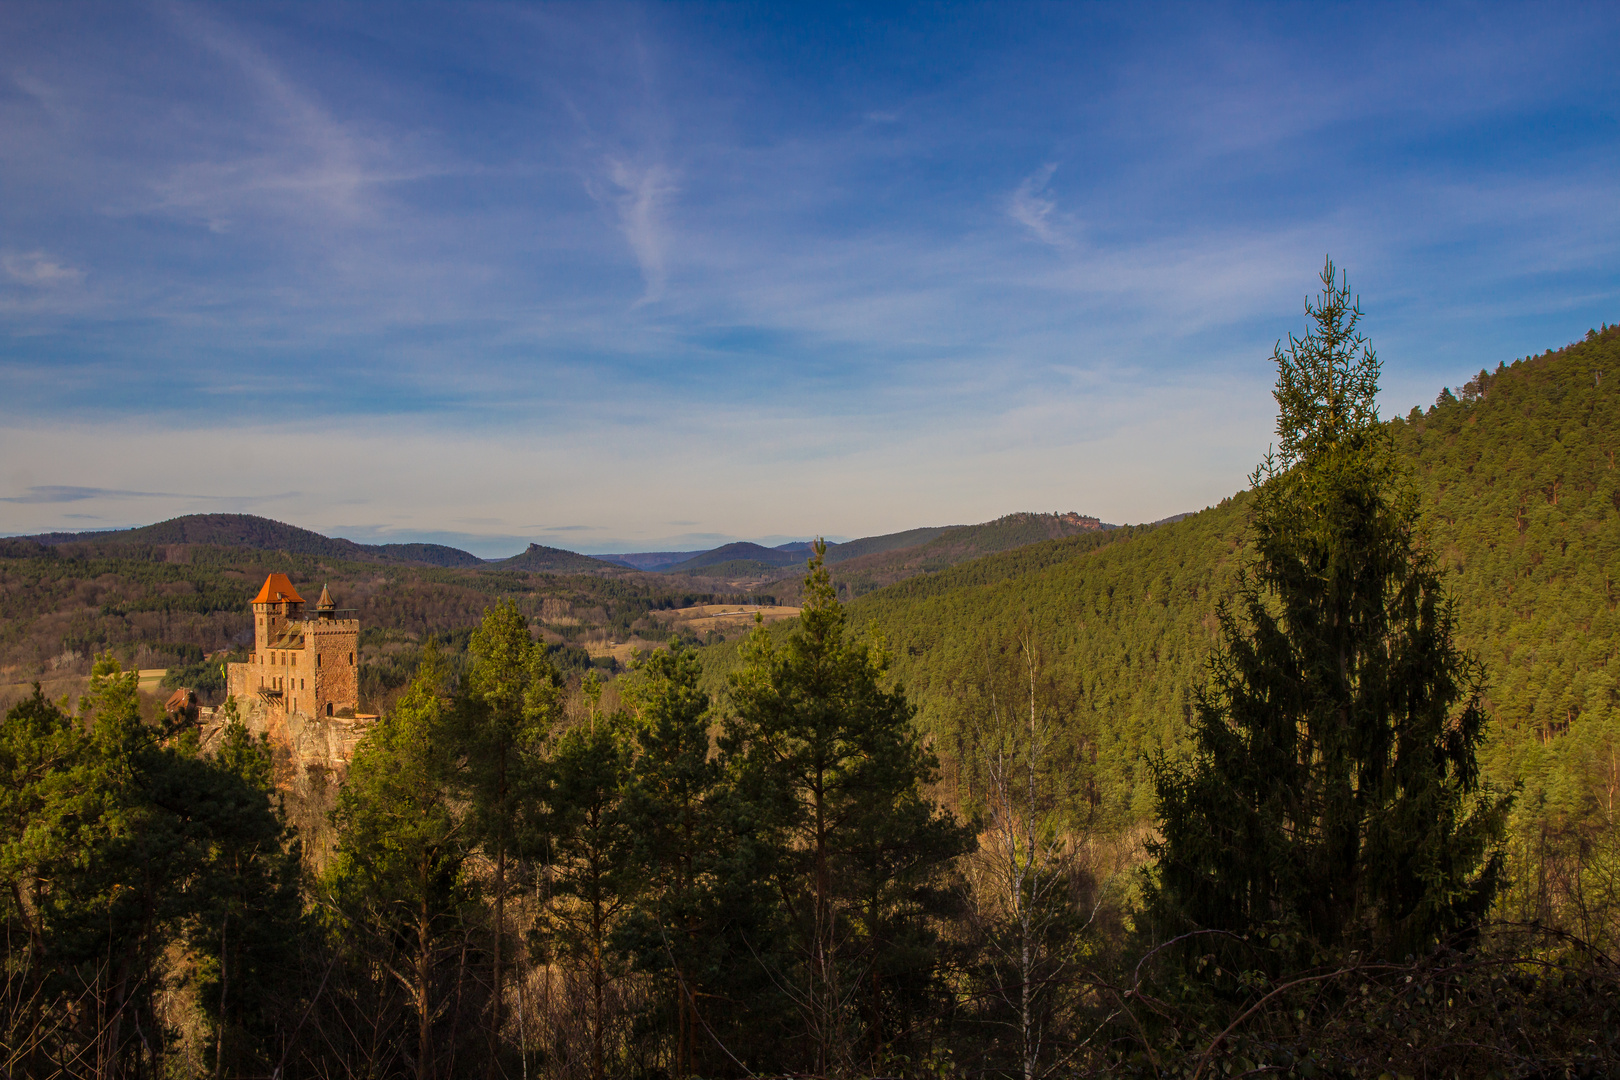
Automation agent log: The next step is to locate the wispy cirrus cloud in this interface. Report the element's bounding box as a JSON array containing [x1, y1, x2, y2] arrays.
[[601, 159, 676, 302], [1, 485, 180, 504], [0, 485, 299, 505], [1, 4, 1617, 548], [2, 251, 83, 286], [1009, 163, 1068, 247]]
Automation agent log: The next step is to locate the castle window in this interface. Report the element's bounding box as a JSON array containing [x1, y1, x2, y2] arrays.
[[349, 652, 354, 666], [327, 702, 333, 717], [316, 653, 322, 668]]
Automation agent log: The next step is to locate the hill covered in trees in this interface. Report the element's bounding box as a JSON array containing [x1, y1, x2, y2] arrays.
[[18, 513, 487, 567], [812, 323, 1620, 932], [492, 543, 629, 574]]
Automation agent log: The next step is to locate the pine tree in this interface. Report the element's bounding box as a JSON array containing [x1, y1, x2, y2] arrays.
[[619, 640, 723, 1078], [328, 645, 477, 1080], [188, 708, 306, 1079], [725, 544, 970, 1073], [1146, 259, 1508, 964], [459, 599, 560, 1073], [542, 714, 635, 1080]]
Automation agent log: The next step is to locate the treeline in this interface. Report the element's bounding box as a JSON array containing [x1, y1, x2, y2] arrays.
[[3, 566, 989, 1078], [0, 542, 750, 708], [11, 563, 1615, 1078]]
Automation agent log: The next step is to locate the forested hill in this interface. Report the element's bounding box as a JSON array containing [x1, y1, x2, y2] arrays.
[[17, 513, 484, 567], [491, 543, 628, 573], [665, 541, 806, 572], [825, 511, 1113, 598], [799, 325, 1620, 842]]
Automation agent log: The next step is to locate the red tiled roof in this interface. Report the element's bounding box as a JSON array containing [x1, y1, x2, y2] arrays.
[[251, 573, 305, 604]]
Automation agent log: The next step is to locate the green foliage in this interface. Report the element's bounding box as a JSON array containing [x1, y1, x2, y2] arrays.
[[809, 323, 1620, 905], [724, 546, 972, 1073], [160, 652, 235, 697], [1, 658, 305, 1078], [827, 512, 1114, 599], [185, 708, 306, 1077], [327, 644, 483, 1079], [1394, 324, 1620, 943], [540, 712, 637, 1080], [1145, 259, 1506, 964], [459, 598, 562, 1059]]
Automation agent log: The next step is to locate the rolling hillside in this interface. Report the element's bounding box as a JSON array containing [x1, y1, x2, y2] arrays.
[[788, 326, 1620, 856], [18, 514, 485, 567], [664, 541, 806, 572], [493, 543, 628, 574], [825, 511, 1113, 597]]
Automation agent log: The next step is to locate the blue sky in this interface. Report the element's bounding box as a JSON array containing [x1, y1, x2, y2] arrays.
[[2, 2, 1617, 556]]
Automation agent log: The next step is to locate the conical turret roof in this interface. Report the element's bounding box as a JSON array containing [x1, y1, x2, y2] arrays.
[[317, 583, 335, 609]]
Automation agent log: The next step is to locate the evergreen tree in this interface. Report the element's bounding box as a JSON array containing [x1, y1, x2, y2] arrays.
[[459, 598, 561, 1072], [541, 713, 635, 1080], [1146, 258, 1508, 963], [725, 544, 970, 1074], [328, 645, 479, 1080], [619, 640, 723, 1078], [0, 685, 87, 1076], [186, 704, 306, 1079]]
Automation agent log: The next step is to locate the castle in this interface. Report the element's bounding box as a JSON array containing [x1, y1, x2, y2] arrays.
[[225, 573, 361, 720], [218, 574, 374, 859]]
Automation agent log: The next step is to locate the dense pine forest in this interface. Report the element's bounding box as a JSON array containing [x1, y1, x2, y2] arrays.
[[7, 273, 1620, 1077]]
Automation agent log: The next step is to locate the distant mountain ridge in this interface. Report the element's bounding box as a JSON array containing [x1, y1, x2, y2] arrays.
[[17, 514, 485, 568], [664, 541, 807, 573], [605, 539, 819, 572], [492, 544, 627, 573], [12, 511, 1112, 585], [601, 550, 706, 571]]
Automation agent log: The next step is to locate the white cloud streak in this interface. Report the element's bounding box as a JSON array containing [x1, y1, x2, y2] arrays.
[[604, 159, 676, 302], [1009, 163, 1067, 246], [2, 250, 82, 286]]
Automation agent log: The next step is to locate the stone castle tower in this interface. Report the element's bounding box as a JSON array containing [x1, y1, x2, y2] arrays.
[[226, 573, 360, 720], [221, 574, 373, 861]]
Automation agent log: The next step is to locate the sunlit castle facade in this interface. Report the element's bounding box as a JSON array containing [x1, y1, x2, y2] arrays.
[[226, 573, 360, 721]]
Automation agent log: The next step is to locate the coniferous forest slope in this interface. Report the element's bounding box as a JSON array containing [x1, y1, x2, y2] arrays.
[[809, 324, 1620, 884]]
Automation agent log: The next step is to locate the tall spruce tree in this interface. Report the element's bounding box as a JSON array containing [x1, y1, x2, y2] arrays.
[[1146, 259, 1507, 963]]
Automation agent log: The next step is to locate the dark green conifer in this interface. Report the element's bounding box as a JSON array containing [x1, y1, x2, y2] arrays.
[[541, 711, 635, 1080], [328, 644, 476, 1080], [1146, 259, 1508, 963], [725, 544, 970, 1073], [459, 599, 560, 1072]]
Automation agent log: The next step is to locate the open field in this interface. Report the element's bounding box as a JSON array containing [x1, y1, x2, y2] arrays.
[[664, 603, 800, 635]]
